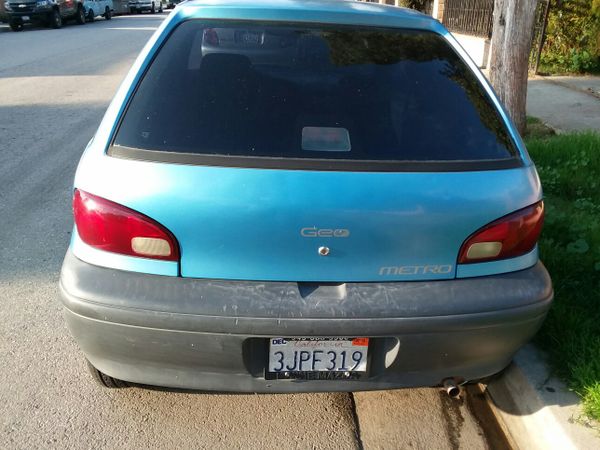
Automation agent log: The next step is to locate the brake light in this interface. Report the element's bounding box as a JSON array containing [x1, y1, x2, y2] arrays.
[[458, 201, 544, 264], [73, 189, 179, 261], [203, 28, 219, 46]]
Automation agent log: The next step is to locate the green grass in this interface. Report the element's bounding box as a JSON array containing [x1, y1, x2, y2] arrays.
[[525, 131, 600, 420], [525, 117, 556, 140]]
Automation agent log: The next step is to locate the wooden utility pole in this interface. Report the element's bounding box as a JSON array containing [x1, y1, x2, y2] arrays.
[[489, 0, 539, 135]]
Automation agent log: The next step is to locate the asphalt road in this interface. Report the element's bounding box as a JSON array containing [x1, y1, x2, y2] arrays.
[[0, 14, 495, 449]]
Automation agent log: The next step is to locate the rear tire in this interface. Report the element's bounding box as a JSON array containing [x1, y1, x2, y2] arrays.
[[50, 9, 62, 29], [9, 21, 24, 32], [76, 5, 85, 24], [104, 6, 111, 20], [86, 360, 129, 388]]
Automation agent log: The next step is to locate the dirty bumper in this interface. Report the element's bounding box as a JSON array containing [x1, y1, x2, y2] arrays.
[[59, 251, 553, 392]]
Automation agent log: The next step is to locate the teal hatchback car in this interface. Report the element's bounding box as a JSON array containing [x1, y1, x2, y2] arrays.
[[59, 0, 552, 392]]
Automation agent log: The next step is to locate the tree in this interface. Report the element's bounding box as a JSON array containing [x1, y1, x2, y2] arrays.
[[489, 0, 539, 135]]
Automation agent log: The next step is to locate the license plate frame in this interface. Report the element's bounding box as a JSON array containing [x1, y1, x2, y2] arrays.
[[22, 15, 30, 21], [266, 337, 370, 380]]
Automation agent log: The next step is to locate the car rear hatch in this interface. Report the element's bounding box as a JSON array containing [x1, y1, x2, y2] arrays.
[[92, 20, 540, 282]]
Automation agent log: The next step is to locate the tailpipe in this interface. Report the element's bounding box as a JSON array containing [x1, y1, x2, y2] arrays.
[[442, 378, 461, 398]]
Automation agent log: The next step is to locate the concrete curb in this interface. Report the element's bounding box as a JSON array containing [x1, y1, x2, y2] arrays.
[[485, 345, 599, 450]]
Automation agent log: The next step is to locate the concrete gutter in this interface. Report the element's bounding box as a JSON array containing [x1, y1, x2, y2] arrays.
[[535, 75, 600, 100], [485, 344, 600, 450], [527, 77, 600, 133]]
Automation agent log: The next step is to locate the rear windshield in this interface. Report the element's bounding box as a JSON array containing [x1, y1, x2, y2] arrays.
[[113, 21, 518, 166]]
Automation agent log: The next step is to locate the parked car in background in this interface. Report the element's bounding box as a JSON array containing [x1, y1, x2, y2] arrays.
[[0, 1, 8, 22], [128, 0, 165, 14], [83, 0, 113, 21], [4, 0, 86, 31], [111, 0, 129, 14], [166, 0, 182, 9], [60, 0, 552, 393]]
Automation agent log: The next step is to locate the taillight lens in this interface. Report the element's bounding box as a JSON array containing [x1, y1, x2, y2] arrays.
[[458, 201, 544, 264], [73, 189, 179, 261]]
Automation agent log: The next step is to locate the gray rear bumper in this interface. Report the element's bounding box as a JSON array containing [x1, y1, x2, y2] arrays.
[[59, 250, 553, 392]]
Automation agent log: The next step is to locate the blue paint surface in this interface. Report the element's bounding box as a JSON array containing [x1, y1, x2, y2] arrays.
[[71, 0, 542, 281]]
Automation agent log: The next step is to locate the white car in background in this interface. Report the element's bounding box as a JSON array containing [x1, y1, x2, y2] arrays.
[[128, 0, 166, 14], [83, 0, 113, 21]]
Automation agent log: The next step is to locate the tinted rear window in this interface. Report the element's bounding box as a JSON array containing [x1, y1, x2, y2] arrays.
[[114, 21, 518, 164]]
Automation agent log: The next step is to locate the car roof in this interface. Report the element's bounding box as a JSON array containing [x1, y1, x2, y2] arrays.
[[175, 0, 442, 31]]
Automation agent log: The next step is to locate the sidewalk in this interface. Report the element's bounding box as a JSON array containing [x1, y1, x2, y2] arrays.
[[527, 75, 600, 132]]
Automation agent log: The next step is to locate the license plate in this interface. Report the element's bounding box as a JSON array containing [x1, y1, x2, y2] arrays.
[[22, 15, 30, 21], [268, 337, 369, 373]]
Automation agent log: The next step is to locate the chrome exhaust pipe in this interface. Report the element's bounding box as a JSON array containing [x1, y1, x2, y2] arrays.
[[442, 378, 461, 398]]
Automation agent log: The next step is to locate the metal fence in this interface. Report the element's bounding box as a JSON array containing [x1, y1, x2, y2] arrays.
[[442, 0, 495, 38]]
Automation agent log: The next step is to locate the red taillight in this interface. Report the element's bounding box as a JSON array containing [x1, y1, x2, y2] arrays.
[[73, 189, 179, 261], [458, 201, 544, 264]]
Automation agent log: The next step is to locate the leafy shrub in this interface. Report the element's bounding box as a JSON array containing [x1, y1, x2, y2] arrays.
[[540, 0, 600, 73]]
